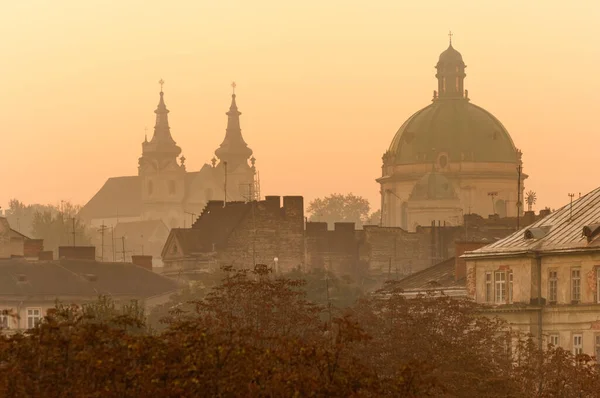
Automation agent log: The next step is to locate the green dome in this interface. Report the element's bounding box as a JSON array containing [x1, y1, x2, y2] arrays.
[[409, 172, 458, 201], [388, 99, 517, 165]]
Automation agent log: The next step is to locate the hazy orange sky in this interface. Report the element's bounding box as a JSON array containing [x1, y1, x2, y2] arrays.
[[1, 1, 599, 215]]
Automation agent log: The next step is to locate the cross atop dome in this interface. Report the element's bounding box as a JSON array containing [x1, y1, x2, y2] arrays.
[[448, 30, 453, 45]]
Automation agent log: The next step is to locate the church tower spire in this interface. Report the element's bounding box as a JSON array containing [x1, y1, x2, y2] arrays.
[[138, 79, 183, 175], [435, 31, 467, 100], [214, 82, 253, 170]]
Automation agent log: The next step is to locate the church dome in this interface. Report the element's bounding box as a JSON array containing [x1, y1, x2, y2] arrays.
[[388, 100, 517, 165], [438, 44, 463, 63], [409, 172, 458, 201], [387, 40, 517, 165]]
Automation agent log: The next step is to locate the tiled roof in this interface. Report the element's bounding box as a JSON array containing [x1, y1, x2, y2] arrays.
[[466, 187, 600, 257], [0, 259, 179, 299], [164, 201, 251, 257], [396, 257, 463, 291], [78, 172, 203, 222], [78, 176, 142, 221], [114, 220, 169, 240]]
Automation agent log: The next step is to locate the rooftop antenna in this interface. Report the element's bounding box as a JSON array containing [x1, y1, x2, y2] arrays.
[[184, 211, 196, 227], [568, 193, 575, 220], [97, 222, 108, 262], [525, 191, 537, 212], [71, 217, 76, 247]]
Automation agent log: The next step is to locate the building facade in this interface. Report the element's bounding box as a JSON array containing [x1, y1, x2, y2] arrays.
[[161, 195, 547, 283], [378, 38, 526, 231], [79, 85, 258, 231], [463, 187, 600, 357]]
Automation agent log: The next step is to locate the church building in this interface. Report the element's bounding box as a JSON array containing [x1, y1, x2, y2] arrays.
[[378, 35, 525, 231], [78, 82, 258, 230]]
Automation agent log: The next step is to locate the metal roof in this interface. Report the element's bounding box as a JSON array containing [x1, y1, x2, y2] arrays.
[[465, 187, 600, 258]]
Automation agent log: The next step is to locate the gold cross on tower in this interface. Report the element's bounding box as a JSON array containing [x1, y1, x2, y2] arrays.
[[159, 78, 165, 92], [448, 30, 453, 45], [231, 81, 236, 94]]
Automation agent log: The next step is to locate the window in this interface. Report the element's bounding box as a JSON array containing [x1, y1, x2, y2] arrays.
[[571, 269, 581, 302], [596, 335, 600, 360], [147, 181, 154, 196], [442, 77, 446, 92], [548, 270, 558, 303], [495, 271, 506, 304], [508, 272, 514, 304], [549, 334, 559, 348], [169, 180, 176, 195], [0, 313, 9, 330], [573, 334, 583, 356], [455, 77, 459, 91], [27, 308, 41, 329], [485, 272, 492, 303], [597, 268, 600, 303]]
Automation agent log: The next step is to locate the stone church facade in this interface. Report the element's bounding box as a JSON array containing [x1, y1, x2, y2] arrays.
[[378, 38, 526, 231], [79, 85, 258, 230]]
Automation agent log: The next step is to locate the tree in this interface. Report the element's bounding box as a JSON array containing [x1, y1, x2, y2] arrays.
[[31, 201, 91, 253], [308, 193, 372, 228], [4, 199, 54, 237]]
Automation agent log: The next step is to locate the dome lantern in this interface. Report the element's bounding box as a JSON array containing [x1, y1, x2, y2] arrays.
[[435, 31, 467, 100]]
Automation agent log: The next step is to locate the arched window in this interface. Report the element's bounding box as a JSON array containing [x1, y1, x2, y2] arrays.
[[169, 180, 176, 195], [147, 181, 153, 196], [442, 77, 446, 92]]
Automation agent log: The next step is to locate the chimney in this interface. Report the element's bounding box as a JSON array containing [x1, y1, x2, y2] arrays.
[[38, 251, 53, 261], [539, 209, 551, 219], [131, 255, 153, 270], [523, 211, 536, 227], [58, 246, 96, 261], [454, 241, 489, 281], [24, 239, 44, 258]]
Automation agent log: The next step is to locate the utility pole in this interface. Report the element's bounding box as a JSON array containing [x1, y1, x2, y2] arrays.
[[184, 211, 196, 228], [120, 236, 127, 262], [111, 226, 116, 262], [223, 161, 228, 206], [71, 217, 76, 247], [97, 222, 108, 262], [568, 193, 575, 220]]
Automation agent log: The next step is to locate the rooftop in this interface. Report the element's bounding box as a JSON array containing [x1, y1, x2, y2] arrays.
[[465, 187, 600, 258], [395, 257, 464, 292], [0, 258, 180, 299]]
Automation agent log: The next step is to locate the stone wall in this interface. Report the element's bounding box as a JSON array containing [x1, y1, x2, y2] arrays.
[[218, 196, 305, 273]]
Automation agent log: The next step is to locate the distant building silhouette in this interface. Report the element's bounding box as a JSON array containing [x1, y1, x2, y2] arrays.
[[79, 86, 257, 230], [378, 37, 526, 231]]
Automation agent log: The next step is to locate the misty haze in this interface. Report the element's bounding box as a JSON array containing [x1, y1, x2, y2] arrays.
[[1, 1, 600, 397]]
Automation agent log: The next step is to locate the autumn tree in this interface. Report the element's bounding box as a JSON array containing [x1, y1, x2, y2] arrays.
[[308, 193, 374, 228]]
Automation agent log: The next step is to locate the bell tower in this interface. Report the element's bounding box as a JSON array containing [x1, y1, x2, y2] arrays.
[[435, 31, 467, 99], [212, 83, 257, 201], [138, 80, 186, 228]]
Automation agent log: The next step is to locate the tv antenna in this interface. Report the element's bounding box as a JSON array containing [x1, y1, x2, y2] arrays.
[[525, 191, 537, 212]]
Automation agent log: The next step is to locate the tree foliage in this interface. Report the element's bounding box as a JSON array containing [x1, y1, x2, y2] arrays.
[[31, 201, 90, 252], [1, 268, 600, 397], [308, 193, 374, 228]]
